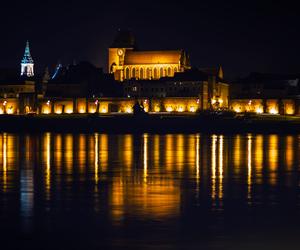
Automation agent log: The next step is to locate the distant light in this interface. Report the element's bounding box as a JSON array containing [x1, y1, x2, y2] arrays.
[[189, 106, 196, 112], [154, 106, 160, 112], [126, 107, 133, 113], [234, 107, 241, 113], [6, 107, 13, 114], [178, 106, 184, 112], [65, 108, 73, 114], [101, 107, 108, 113], [166, 106, 173, 112], [256, 107, 263, 114], [269, 107, 278, 114]]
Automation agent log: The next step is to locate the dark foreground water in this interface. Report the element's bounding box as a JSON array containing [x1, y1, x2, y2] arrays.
[[1, 133, 300, 249]]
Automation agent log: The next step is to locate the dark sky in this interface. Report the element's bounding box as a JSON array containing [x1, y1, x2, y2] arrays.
[[1, 0, 300, 78]]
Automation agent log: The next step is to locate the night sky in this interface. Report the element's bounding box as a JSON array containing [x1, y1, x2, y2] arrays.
[[1, 0, 300, 78]]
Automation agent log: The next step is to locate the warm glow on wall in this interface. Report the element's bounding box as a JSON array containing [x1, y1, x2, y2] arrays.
[[89, 107, 97, 114], [125, 107, 133, 113], [177, 106, 184, 112], [78, 107, 86, 113], [285, 105, 294, 115], [269, 107, 278, 114], [0, 108, 4, 114], [166, 106, 173, 112], [65, 108, 73, 114], [154, 106, 160, 112], [101, 107, 108, 113], [234, 106, 242, 113], [256, 107, 263, 114], [6, 107, 14, 114], [211, 99, 216, 105], [189, 106, 196, 112]]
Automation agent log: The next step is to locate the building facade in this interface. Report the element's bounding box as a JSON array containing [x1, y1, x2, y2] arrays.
[[230, 73, 300, 115], [108, 30, 191, 81]]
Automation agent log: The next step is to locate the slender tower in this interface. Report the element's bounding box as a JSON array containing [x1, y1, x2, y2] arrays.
[[21, 41, 34, 77]]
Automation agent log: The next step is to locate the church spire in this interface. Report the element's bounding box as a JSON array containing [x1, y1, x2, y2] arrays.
[[21, 40, 34, 77]]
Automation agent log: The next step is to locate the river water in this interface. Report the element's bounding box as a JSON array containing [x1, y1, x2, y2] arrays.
[[0, 133, 300, 249]]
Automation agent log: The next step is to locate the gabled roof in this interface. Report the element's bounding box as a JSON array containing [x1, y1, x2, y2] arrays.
[[124, 50, 182, 65]]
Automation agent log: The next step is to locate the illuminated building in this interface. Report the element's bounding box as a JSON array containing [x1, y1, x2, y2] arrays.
[[230, 73, 300, 115], [0, 67, 36, 114], [108, 30, 191, 81], [21, 41, 34, 77]]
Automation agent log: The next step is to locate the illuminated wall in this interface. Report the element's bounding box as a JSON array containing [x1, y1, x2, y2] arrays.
[[230, 99, 264, 113], [155, 98, 200, 112], [53, 100, 74, 114], [230, 99, 296, 115], [109, 48, 189, 81], [0, 98, 19, 114]]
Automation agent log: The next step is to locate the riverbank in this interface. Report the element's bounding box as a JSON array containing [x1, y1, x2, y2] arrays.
[[0, 113, 300, 133]]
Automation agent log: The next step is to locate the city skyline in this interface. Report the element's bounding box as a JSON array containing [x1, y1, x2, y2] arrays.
[[1, 0, 300, 78]]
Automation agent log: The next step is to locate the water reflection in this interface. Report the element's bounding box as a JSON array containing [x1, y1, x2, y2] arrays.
[[0, 133, 299, 239]]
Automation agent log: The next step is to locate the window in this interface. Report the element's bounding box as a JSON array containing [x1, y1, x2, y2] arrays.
[[140, 68, 144, 79], [154, 68, 158, 79], [147, 68, 151, 79], [168, 67, 171, 76], [132, 68, 136, 78], [160, 68, 163, 78], [125, 68, 130, 79]]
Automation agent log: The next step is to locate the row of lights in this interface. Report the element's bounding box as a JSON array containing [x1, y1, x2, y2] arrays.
[[234, 106, 278, 114]]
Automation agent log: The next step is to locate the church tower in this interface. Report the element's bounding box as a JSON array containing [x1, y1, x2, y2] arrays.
[[108, 30, 136, 81], [21, 41, 34, 77]]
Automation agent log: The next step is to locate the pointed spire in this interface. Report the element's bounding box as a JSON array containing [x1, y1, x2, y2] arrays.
[[21, 40, 34, 77], [22, 40, 34, 64]]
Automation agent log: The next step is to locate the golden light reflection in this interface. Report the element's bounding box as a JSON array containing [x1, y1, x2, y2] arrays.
[[65, 134, 73, 174], [78, 134, 86, 167], [233, 135, 241, 174], [211, 135, 217, 200], [218, 135, 224, 200], [188, 135, 196, 169], [286, 136, 294, 171], [94, 133, 99, 185], [110, 178, 180, 224], [3, 133, 7, 192], [268, 135, 278, 185], [99, 134, 108, 172], [196, 134, 200, 192], [247, 135, 252, 201], [123, 135, 133, 169], [143, 134, 148, 183], [153, 135, 160, 169], [111, 179, 124, 225], [44, 133, 51, 199], [254, 135, 263, 175], [54, 134, 62, 171], [176, 134, 184, 171], [165, 134, 174, 170]]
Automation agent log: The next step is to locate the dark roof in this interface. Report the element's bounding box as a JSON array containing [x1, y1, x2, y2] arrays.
[[236, 72, 300, 84], [0, 68, 36, 85], [172, 69, 208, 81], [111, 29, 136, 49], [47, 62, 122, 97]]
